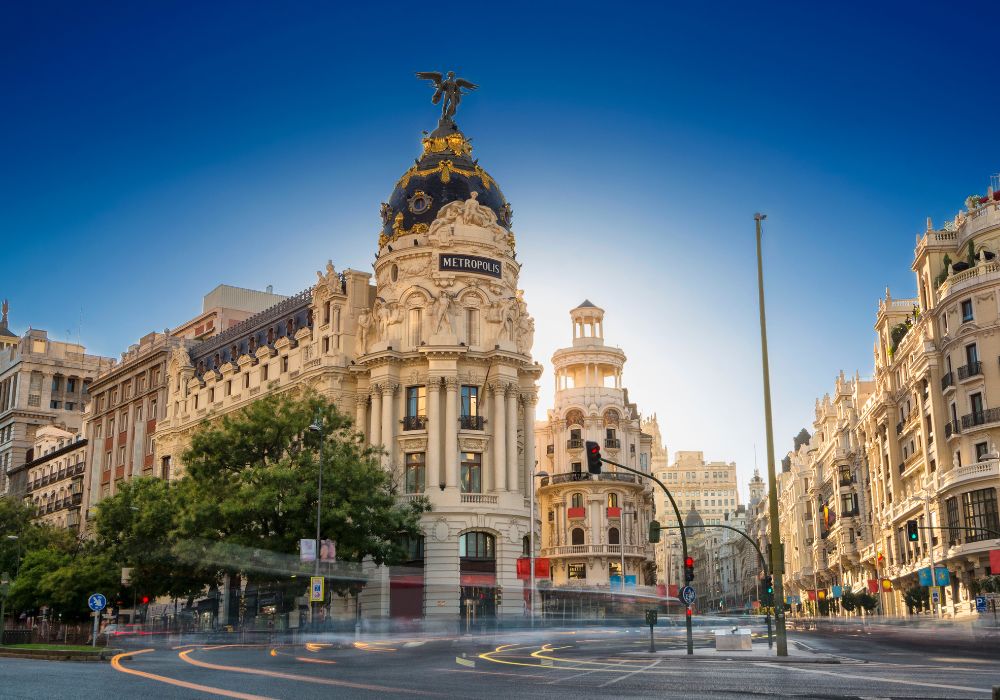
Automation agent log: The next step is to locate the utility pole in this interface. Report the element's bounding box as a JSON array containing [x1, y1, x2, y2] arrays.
[[755, 212, 788, 656], [309, 415, 325, 629]]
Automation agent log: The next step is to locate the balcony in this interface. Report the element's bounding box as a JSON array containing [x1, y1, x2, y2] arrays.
[[946, 420, 961, 438], [960, 407, 1000, 431], [401, 415, 427, 431], [895, 420, 904, 435], [598, 472, 637, 484], [604, 438, 621, 449], [71, 492, 83, 505], [838, 475, 854, 487], [957, 361, 983, 382], [459, 415, 484, 430], [607, 507, 621, 518], [567, 507, 586, 519], [548, 472, 592, 485], [545, 544, 646, 558], [941, 372, 955, 392], [940, 458, 1000, 492], [460, 493, 498, 505], [566, 439, 584, 450]]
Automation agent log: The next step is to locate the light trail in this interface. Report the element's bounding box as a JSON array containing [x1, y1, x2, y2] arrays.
[[111, 648, 277, 700]]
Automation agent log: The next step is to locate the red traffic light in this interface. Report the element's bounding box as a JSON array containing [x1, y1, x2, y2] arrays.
[[141, 596, 150, 605], [685, 607, 692, 616], [684, 557, 694, 568]]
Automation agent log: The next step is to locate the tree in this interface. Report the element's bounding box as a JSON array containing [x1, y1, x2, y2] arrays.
[[93, 478, 209, 601], [856, 591, 879, 613], [176, 391, 428, 592], [840, 589, 858, 613], [903, 585, 929, 614]]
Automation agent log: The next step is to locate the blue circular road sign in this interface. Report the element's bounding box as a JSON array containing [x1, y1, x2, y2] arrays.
[[88, 593, 107, 612], [681, 586, 696, 605]]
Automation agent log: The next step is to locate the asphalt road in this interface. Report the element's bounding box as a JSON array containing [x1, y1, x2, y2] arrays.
[[1, 622, 998, 699]]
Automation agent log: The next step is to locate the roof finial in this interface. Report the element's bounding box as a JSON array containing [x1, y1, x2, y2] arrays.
[[1, 299, 8, 328]]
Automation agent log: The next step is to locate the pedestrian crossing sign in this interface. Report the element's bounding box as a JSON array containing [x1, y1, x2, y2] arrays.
[[310, 576, 324, 602]]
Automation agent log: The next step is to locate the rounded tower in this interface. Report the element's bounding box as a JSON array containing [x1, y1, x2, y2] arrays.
[[535, 302, 656, 592]]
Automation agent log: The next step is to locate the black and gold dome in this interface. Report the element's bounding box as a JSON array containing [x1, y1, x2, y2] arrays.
[[378, 118, 511, 247]]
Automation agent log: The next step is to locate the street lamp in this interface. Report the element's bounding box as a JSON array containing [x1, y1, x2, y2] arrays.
[[308, 416, 324, 628], [754, 212, 788, 656], [528, 464, 549, 627]]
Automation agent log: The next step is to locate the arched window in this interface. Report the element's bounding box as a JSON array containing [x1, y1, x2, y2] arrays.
[[608, 527, 620, 545], [267, 328, 275, 345], [571, 493, 584, 508], [571, 528, 585, 545], [459, 531, 495, 560], [287, 318, 295, 336], [608, 493, 619, 508], [522, 535, 530, 557]]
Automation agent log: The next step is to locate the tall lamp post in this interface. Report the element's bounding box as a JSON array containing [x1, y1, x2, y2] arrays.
[[755, 212, 788, 656], [528, 464, 549, 627], [308, 415, 324, 628]]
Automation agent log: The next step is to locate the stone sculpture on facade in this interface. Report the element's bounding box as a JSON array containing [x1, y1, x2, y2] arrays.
[[415, 70, 478, 122], [357, 308, 372, 353]]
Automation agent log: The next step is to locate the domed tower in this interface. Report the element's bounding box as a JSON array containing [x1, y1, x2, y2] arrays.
[[535, 302, 656, 591], [351, 76, 541, 623], [748, 467, 765, 506]]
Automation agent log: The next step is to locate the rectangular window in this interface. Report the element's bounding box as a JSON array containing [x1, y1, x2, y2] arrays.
[[966, 343, 979, 366], [962, 487, 999, 543], [568, 563, 587, 580], [244, 373, 250, 389], [461, 385, 478, 416], [405, 452, 426, 493], [282, 356, 289, 373], [51, 376, 60, 392], [322, 336, 330, 353], [66, 378, 76, 393], [571, 462, 582, 474], [460, 452, 482, 493], [107, 417, 114, 435], [570, 428, 582, 441], [840, 492, 858, 515], [49, 400, 60, 409], [406, 386, 426, 418], [225, 381, 231, 397], [150, 398, 157, 418], [946, 496, 960, 545], [194, 394, 199, 410], [970, 392, 984, 420], [118, 446, 126, 466], [962, 299, 974, 322], [408, 308, 422, 346], [261, 364, 269, 382], [208, 388, 215, 403], [104, 452, 112, 471], [976, 441, 989, 461], [466, 308, 479, 346]]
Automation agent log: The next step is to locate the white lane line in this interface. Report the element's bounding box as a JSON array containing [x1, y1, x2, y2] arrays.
[[598, 659, 662, 687], [546, 668, 601, 684], [758, 662, 992, 695]]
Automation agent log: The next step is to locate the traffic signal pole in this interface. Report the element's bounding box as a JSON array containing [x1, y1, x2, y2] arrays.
[[593, 453, 693, 655], [755, 213, 788, 657]]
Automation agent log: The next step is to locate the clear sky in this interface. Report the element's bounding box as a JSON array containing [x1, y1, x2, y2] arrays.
[[4, 2, 998, 499]]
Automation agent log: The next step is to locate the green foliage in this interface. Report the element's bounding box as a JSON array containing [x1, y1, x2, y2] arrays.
[[970, 575, 1000, 594], [840, 589, 858, 612], [817, 598, 832, 616], [177, 391, 428, 592], [1, 495, 77, 581], [856, 591, 879, 613], [903, 585, 930, 613], [93, 478, 210, 601], [968, 240, 976, 266], [889, 321, 911, 354], [935, 254, 952, 287]]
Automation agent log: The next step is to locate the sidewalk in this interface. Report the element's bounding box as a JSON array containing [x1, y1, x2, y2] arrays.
[[626, 641, 841, 663]]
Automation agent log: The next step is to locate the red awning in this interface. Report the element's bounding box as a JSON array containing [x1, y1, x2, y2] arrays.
[[461, 573, 496, 587]]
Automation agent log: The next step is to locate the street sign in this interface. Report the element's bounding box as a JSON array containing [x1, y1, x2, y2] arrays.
[[300, 538, 317, 563], [645, 609, 658, 626], [681, 586, 696, 605], [975, 595, 987, 613], [88, 593, 107, 612], [930, 588, 940, 606], [309, 576, 324, 602]]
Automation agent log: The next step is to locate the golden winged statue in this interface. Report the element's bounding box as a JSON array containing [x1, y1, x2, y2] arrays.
[[416, 71, 478, 121]]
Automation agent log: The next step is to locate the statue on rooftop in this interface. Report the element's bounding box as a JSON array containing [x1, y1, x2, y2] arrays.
[[416, 71, 478, 121]]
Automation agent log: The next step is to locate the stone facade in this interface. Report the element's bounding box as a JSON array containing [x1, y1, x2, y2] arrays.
[[0, 329, 113, 496], [19, 425, 87, 532], [153, 113, 541, 622], [534, 302, 656, 590]]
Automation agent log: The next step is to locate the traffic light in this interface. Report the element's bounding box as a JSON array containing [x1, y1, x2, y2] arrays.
[[585, 441, 602, 474], [141, 596, 150, 605], [684, 556, 695, 583], [764, 575, 773, 595], [648, 520, 661, 543], [495, 585, 502, 607], [906, 520, 919, 542]]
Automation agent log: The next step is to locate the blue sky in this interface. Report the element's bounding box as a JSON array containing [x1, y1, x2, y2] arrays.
[[3, 1, 998, 498]]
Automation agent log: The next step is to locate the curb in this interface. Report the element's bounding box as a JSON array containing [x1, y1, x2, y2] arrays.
[[0, 647, 124, 663]]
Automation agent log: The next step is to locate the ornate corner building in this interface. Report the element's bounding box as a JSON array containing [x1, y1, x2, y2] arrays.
[[151, 107, 541, 622], [534, 302, 657, 595]]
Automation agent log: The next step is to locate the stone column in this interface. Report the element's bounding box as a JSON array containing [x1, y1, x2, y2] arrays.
[[427, 378, 441, 489], [506, 385, 519, 493], [492, 384, 506, 491], [381, 383, 396, 468], [370, 386, 382, 448], [444, 378, 459, 490], [522, 390, 537, 496], [355, 395, 368, 441]]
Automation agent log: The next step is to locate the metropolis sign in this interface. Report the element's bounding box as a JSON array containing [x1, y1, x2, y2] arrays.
[[439, 254, 502, 279]]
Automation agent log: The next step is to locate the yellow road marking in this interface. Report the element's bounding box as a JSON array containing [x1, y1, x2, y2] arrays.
[[111, 649, 277, 700], [295, 656, 337, 665], [178, 647, 436, 695]]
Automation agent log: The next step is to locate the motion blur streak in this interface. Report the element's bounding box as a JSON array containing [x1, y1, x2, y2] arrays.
[[111, 649, 277, 700]]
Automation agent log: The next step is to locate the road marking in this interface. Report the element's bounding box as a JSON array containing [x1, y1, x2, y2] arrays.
[[295, 656, 337, 665], [547, 668, 600, 684], [111, 649, 277, 700], [598, 659, 662, 687], [178, 648, 437, 695], [759, 661, 992, 695], [455, 656, 475, 667]]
